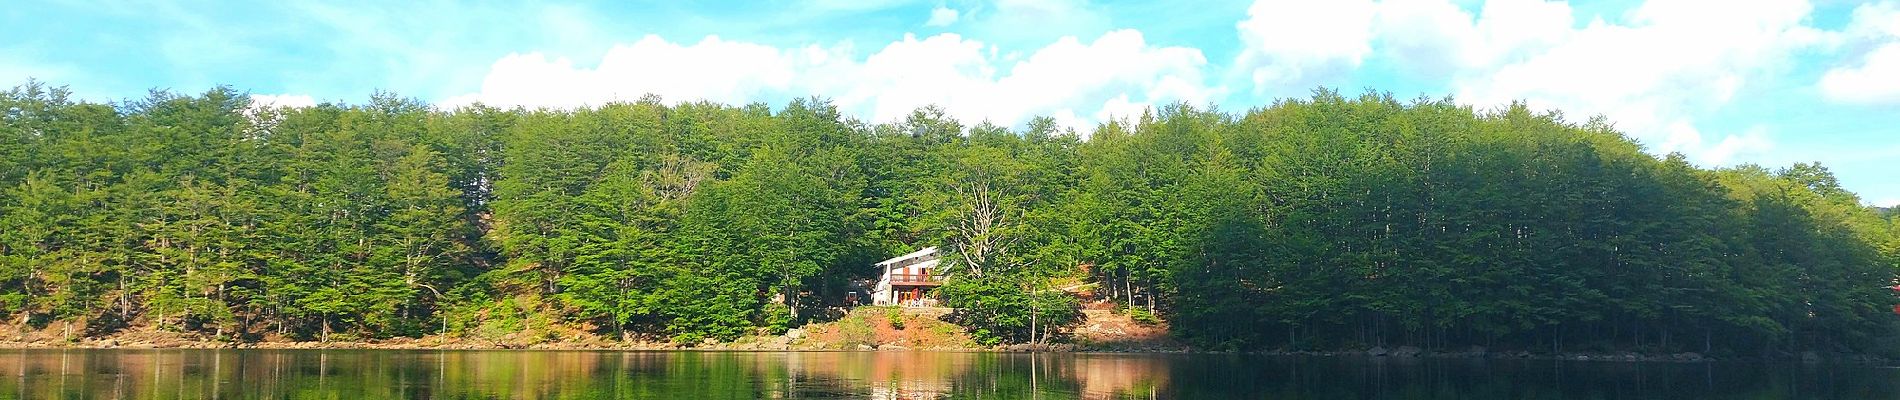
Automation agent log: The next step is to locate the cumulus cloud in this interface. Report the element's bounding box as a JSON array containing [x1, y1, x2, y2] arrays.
[[1699, 126, 1775, 166], [926, 6, 959, 27], [443, 30, 1217, 130], [443, 35, 798, 109], [1819, 1, 1900, 104], [1234, 0, 1827, 165], [1232, 0, 1377, 90], [1820, 44, 1900, 104], [1447, 0, 1829, 164]]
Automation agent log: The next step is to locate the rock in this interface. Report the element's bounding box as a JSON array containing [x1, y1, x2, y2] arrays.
[[881, 344, 910, 351], [784, 329, 804, 340], [1465, 346, 1487, 357], [1673, 352, 1704, 362], [1367, 346, 1388, 357], [1393, 346, 1422, 357], [856, 344, 874, 351], [1800, 351, 1821, 363]]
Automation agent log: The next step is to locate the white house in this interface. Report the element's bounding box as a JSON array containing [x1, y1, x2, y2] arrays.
[[872, 247, 946, 307]]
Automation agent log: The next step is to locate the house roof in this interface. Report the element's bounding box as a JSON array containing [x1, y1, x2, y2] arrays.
[[876, 246, 938, 267]]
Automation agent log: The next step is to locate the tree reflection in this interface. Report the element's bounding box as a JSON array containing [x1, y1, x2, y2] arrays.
[[0, 350, 1894, 399]]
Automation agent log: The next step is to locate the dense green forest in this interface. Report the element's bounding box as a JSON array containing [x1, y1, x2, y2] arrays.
[[1, 81, 1895, 355]]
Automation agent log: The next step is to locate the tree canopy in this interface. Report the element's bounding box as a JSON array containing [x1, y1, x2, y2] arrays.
[[1, 81, 1894, 355]]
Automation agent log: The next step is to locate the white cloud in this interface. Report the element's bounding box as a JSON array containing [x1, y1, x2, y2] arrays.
[[1471, 0, 1830, 163], [926, 6, 959, 27], [1699, 125, 1775, 166], [444, 30, 1217, 131], [444, 35, 798, 109], [1285, 0, 1830, 166], [1372, 0, 1573, 78], [1820, 44, 1900, 104], [1843, 1, 1900, 39], [1232, 0, 1377, 90], [1819, 1, 1900, 104], [249, 94, 318, 109]]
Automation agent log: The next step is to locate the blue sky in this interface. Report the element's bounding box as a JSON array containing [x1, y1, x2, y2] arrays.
[[4, 0, 1897, 205]]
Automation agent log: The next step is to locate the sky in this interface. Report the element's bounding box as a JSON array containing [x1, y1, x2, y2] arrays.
[[3, 0, 1897, 206]]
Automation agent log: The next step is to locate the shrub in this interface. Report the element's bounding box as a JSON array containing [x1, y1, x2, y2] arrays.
[[762, 303, 794, 334], [886, 308, 906, 330], [1127, 307, 1161, 325], [838, 315, 876, 348]]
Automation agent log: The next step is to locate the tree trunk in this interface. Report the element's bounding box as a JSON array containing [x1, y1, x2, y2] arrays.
[[1124, 277, 1134, 309], [784, 281, 799, 323], [118, 276, 130, 321], [1030, 297, 1039, 347]]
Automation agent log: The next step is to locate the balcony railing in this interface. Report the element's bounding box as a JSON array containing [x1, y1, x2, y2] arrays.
[[888, 273, 943, 285]]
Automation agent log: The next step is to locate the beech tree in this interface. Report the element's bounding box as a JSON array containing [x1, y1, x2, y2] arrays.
[[0, 81, 1893, 355]]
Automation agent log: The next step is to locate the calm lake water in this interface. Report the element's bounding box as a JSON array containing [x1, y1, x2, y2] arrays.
[[0, 349, 1894, 399]]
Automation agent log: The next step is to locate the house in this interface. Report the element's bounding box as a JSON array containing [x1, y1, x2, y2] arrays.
[[872, 247, 946, 307]]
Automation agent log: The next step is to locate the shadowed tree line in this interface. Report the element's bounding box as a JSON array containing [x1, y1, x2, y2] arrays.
[[0, 81, 1894, 355]]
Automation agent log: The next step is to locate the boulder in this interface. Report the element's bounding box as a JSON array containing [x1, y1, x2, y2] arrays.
[[1465, 346, 1487, 357], [1367, 346, 1389, 357], [1392, 346, 1422, 357]]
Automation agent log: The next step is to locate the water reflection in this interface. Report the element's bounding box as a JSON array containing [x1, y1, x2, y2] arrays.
[[0, 349, 1893, 399]]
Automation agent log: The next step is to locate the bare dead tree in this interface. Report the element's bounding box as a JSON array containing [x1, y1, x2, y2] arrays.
[[949, 179, 1023, 278], [642, 155, 715, 202]]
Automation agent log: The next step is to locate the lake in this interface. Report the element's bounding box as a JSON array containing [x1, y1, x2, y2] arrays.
[[0, 349, 1893, 399]]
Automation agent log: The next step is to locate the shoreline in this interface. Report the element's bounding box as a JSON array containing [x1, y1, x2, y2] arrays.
[[0, 339, 1888, 365]]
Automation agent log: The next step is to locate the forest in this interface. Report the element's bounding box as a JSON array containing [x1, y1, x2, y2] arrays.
[[1, 80, 1896, 356]]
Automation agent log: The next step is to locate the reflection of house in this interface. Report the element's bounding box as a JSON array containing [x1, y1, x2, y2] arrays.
[[872, 247, 946, 307]]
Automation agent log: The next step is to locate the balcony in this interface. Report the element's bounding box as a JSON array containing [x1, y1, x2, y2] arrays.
[[888, 273, 944, 286]]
